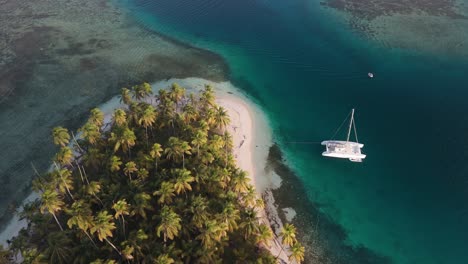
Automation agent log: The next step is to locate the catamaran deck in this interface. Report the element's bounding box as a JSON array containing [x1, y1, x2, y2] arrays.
[[321, 140, 366, 162]]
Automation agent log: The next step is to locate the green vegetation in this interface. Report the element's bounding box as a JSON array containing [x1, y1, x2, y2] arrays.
[[6, 83, 304, 263]]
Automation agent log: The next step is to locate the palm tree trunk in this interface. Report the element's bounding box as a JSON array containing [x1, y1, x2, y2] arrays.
[[121, 215, 126, 238], [71, 131, 84, 154], [54, 162, 74, 200], [93, 193, 104, 207], [105, 238, 122, 256], [145, 127, 149, 147], [83, 230, 99, 249], [81, 165, 90, 185], [52, 213, 64, 231], [76, 161, 84, 183]]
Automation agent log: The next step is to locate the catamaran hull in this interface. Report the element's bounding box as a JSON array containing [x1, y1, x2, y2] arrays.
[[321, 140, 366, 162]]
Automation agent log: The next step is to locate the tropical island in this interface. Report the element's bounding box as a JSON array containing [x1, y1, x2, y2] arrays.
[[1, 83, 304, 263]]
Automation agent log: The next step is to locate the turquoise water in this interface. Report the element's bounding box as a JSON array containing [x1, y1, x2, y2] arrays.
[[118, 0, 468, 263]]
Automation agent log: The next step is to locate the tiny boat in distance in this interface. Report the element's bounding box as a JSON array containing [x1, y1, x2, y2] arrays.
[[368, 72, 374, 78], [322, 109, 366, 162]]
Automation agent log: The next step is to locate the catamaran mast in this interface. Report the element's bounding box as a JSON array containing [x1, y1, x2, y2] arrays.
[[346, 108, 355, 142]]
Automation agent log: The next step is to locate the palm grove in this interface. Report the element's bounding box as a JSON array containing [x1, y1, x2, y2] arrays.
[[4, 83, 305, 263]]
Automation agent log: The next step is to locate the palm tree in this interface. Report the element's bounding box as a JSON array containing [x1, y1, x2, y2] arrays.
[[154, 181, 175, 204], [198, 120, 209, 133], [198, 149, 214, 165], [240, 209, 259, 239], [256, 224, 273, 247], [66, 200, 96, 247], [179, 141, 191, 168], [53, 167, 74, 200], [137, 168, 149, 181], [131, 192, 152, 219], [112, 109, 127, 127], [110, 128, 136, 154], [138, 105, 156, 140], [231, 170, 250, 193], [222, 131, 234, 166], [123, 229, 148, 262], [243, 186, 257, 208], [86, 181, 102, 198], [219, 202, 240, 232], [255, 198, 265, 210], [218, 168, 231, 189], [156, 206, 181, 243], [132, 82, 152, 101], [124, 161, 138, 180], [112, 199, 130, 235], [187, 195, 209, 229], [164, 137, 182, 162], [128, 102, 142, 125], [121, 245, 135, 261], [200, 85, 215, 108], [169, 83, 185, 107], [52, 127, 70, 147], [209, 135, 224, 152], [109, 156, 122, 172], [89, 211, 120, 255], [22, 248, 46, 264], [120, 88, 132, 105], [182, 103, 198, 124], [40, 188, 65, 231], [79, 122, 101, 145], [213, 106, 230, 132], [196, 220, 228, 250], [280, 223, 297, 247], [82, 181, 103, 208], [43, 231, 72, 264], [149, 143, 163, 171], [154, 254, 175, 264], [204, 108, 216, 127], [55, 147, 73, 167], [191, 130, 207, 156], [289, 242, 305, 263], [89, 108, 104, 128], [173, 168, 194, 195]]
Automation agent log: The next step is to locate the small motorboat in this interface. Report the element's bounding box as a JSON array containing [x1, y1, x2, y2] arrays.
[[368, 72, 374, 78]]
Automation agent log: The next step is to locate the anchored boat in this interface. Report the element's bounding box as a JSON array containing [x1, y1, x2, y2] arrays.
[[322, 109, 366, 162]]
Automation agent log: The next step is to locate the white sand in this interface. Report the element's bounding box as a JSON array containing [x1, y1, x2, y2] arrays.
[[0, 77, 291, 261]]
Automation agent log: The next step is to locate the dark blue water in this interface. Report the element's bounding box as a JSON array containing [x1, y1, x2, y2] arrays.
[[119, 0, 468, 262]]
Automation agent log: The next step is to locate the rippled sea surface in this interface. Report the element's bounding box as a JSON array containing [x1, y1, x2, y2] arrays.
[[118, 0, 468, 263]]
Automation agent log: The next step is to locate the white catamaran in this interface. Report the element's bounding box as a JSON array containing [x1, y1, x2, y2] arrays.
[[322, 109, 366, 162]]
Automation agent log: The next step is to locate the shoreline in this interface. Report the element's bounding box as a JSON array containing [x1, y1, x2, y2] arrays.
[[215, 89, 291, 263]]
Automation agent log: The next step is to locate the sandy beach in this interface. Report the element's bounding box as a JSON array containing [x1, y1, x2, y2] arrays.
[[216, 89, 291, 263]]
